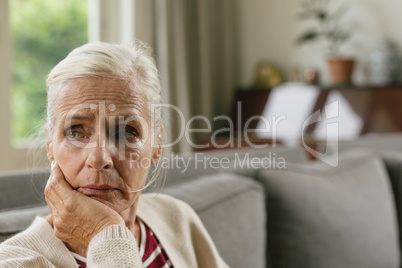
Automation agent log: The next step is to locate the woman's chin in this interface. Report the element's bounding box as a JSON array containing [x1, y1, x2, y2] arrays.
[[87, 195, 129, 214]]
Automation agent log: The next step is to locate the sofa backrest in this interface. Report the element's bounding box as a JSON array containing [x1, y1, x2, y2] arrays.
[[0, 168, 49, 211], [379, 151, 402, 260], [160, 145, 308, 187], [162, 172, 266, 268], [256, 149, 400, 268]]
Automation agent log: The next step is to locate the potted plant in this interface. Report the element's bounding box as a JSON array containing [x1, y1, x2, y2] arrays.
[[296, 0, 355, 84]]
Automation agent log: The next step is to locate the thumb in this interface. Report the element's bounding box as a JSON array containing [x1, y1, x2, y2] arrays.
[[45, 214, 54, 227]]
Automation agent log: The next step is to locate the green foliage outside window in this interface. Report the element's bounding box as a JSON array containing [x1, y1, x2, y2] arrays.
[[10, 0, 88, 143]]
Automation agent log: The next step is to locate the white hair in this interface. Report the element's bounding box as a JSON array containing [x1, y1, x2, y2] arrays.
[[45, 41, 166, 190], [46, 41, 163, 134]]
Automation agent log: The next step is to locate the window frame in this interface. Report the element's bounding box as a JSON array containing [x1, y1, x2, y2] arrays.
[[0, 0, 41, 171], [0, 0, 153, 171]]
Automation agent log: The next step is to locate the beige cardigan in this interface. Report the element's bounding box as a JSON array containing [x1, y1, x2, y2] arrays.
[[0, 193, 229, 268]]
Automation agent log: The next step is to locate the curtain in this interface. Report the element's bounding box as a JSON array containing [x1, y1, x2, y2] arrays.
[[93, 0, 239, 153], [154, 0, 238, 153]]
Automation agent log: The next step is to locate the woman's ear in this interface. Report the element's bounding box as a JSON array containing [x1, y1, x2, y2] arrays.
[[45, 127, 54, 162], [151, 145, 162, 165], [151, 128, 163, 165]]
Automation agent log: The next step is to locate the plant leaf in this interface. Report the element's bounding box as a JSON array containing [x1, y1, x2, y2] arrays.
[[296, 30, 320, 45], [316, 11, 327, 20], [337, 31, 350, 42], [330, 4, 349, 22], [327, 29, 350, 43]]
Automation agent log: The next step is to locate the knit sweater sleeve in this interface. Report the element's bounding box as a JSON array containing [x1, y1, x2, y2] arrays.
[[87, 224, 141, 268], [0, 217, 77, 267], [0, 245, 58, 268], [0, 217, 142, 268]]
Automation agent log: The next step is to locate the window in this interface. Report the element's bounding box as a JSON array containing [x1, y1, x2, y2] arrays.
[[0, 0, 143, 171], [10, 0, 88, 144]]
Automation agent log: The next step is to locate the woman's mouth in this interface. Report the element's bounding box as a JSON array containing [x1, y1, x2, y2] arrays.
[[78, 184, 119, 196]]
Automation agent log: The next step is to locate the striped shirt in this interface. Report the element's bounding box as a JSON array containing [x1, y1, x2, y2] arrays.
[[71, 252, 86, 268], [72, 220, 172, 268], [139, 220, 173, 268]]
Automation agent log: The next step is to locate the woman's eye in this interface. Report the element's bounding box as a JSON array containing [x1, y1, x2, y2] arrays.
[[65, 126, 86, 140], [123, 131, 136, 139], [114, 125, 138, 142], [66, 131, 83, 139]]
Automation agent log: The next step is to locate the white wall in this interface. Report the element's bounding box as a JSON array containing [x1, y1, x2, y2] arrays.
[[237, 0, 402, 86]]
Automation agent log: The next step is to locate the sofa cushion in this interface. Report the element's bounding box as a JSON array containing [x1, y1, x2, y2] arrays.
[[337, 133, 402, 153], [257, 150, 400, 268], [0, 205, 50, 243], [380, 151, 402, 259], [0, 168, 49, 211], [161, 146, 307, 188], [162, 173, 266, 268]]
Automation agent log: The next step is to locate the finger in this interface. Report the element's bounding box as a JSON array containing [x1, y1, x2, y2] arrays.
[[45, 165, 62, 206], [45, 161, 66, 190], [45, 192, 60, 215], [48, 162, 75, 200], [45, 162, 75, 210], [45, 186, 64, 219], [45, 214, 53, 226]]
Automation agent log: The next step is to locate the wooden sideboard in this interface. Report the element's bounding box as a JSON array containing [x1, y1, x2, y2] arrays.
[[198, 84, 402, 151], [304, 84, 402, 135]]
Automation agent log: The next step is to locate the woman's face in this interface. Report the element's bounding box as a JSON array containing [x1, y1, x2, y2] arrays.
[[47, 77, 161, 213]]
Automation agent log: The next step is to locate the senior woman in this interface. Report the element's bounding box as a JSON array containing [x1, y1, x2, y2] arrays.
[[0, 42, 228, 268]]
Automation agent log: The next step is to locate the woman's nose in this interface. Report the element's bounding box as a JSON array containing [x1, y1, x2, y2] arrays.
[[85, 145, 114, 170]]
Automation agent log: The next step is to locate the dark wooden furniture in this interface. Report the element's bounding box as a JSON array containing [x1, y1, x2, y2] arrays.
[[231, 88, 271, 131], [199, 84, 402, 151], [304, 84, 402, 136]]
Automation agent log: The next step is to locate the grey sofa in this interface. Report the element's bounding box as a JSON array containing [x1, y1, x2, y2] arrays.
[[1, 136, 402, 268]]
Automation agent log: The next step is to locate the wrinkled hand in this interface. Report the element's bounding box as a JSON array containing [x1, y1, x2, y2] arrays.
[[45, 162, 125, 256]]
